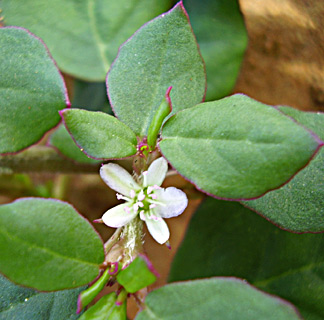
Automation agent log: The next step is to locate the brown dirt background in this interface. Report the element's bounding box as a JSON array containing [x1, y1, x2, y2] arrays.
[[235, 0, 324, 112]]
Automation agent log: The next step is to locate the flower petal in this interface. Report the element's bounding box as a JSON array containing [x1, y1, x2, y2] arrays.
[[100, 163, 140, 196], [154, 187, 188, 218], [102, 203, 137, 228], [145, 157, 168, 187], [145, 217, 170, 244]]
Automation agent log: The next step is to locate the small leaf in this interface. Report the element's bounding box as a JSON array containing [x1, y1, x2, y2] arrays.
[[169, 198, 324, 320], [243, 107, 324, 232], [0, 198, 104, 291], [117, 255, 157, 293], [0, 275, 85, 320], [0, 27, 69, 154], [2, 0, 171, 80], [49, 125, 101, 164], [136, 278, 300, 320], [79, 293, 126, 320], [77, 268, 110, 313], [184, 0, 248, 100], [60, 109, 137, 160], [160, 94, 322, 199], [107, 2, 206, 136]]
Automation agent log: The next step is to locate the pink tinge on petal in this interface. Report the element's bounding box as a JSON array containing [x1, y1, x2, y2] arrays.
[[124, 206, 131, 214]]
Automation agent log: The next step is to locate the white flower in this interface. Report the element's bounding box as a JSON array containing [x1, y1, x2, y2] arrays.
[[100, 157, 188, 244]]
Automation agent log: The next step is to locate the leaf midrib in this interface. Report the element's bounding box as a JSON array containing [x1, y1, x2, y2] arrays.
[[0, 226, 100, 268], [162, 136, 283, 146], [87, 0, 110, 73], [253, 261, 324, 287]]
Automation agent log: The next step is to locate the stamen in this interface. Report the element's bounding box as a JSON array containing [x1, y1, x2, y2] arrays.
[[142, 171, 148, 186], [138, 201, 144, 207], [150, 194, 157, 199], [147, 186, 154, 194], [133, 203, 139, 213], [139, 211, 146, 221], [138, 190, 145, 201], [149, 204, 156, 209], [130, 189, 136, 199], [153, 185, 162, 190]]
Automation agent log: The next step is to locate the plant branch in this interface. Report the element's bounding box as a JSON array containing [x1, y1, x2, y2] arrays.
[[0, 146, 101, 174]]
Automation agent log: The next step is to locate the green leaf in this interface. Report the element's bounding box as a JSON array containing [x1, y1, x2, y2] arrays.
[[0, 27, 68, 154], [117, 255, 157, 293], [107, 2, 206, 137], [1, 0, 171, 81], [160, 94, 322, 199], [0, 198, 104, 291], [79, 293, 126, 320], [60, 109, 137, 160], [49, 125, 101, 164], [169, 198, 324, 320], [0, 275, 84, 320], [184, 0, 247, 100], [77, 268, 110, 312], [243, 107, 324, 232], [136, 278, 300, 320]]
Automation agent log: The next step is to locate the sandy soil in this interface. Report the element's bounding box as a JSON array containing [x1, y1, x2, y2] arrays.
[[235, 0, 324, 111]]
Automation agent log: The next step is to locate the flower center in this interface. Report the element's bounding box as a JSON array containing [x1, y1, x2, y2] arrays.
[[117, 185, 161, 216]]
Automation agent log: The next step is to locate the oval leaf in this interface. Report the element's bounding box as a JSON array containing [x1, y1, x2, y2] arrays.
[[0, 198, 104, 291], [243, 107, 324, 232], [0, 27, 69, 154], [136, 278, 300, 320], [107, 2, 206, 136], [60, 109, 137, 160], [169, 198, 324, 320], [1, 0, 171, 81], [0, 275, 84, 320], [117, 255, 157, 293], [160, 94, 322, 200]]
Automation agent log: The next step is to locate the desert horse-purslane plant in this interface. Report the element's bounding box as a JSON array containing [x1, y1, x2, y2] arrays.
[[0, 1, 323, 319]]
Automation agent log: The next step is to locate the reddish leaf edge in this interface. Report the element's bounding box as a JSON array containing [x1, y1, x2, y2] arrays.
[[241, 108, 324, 234], [158, 97, 324, 202], [59, 109, 137, 161], [105, 1, 207, 130], [145, 277, 302, 319], [0, 197, 104, 292], [0, 26, 71, 156]]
